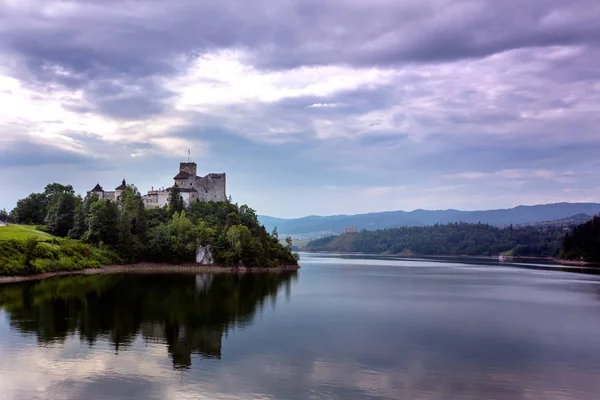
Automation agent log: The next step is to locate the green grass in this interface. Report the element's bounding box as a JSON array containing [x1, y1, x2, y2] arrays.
[[0, 238, 122, 276], [0, 225, 56, 242]]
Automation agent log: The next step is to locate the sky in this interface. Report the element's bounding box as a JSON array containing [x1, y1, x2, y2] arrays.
[[0, 0, 599, 218]]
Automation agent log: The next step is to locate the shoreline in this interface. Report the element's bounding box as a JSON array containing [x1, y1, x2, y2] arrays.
[[302, 250, 600, 267], [0, 262, 301, 284]]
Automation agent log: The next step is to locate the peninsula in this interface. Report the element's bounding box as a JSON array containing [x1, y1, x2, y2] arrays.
[[0, 162, 299, 281]]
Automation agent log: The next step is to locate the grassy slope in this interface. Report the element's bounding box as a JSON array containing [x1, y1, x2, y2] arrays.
[[0, 225, 121, 276], [0, 225, 56, 241]]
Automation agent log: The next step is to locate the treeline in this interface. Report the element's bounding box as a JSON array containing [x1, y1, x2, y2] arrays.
[[305, 223, 568, 257], [560, 215, 600, 262], [3, 183, 298, 272]]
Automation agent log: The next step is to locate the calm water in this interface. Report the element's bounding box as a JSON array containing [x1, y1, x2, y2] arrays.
[[2, 254, 600, 399]]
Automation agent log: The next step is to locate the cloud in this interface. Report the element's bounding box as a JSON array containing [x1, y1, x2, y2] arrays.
[[0, 0, 599, 215], [444, 169, 579, 184], [0, 139, 93, 167]]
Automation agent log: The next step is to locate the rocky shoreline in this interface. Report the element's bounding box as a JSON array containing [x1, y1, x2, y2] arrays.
[[0, 262, 301, 284]]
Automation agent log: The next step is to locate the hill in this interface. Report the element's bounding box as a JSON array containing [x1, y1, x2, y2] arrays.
[[304, 223, 567, 257], [259, 203, 600, 237], [560, 216, 600, 262], [0, 225, 56, 242], [3, 182, 298, 276]]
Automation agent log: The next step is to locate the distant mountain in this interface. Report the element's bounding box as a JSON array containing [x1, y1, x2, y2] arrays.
[[259, 203, 600, 238]]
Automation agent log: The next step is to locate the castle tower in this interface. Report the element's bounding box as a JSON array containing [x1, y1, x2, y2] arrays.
[[91, 183, 104, 199], [115, 179, 127, 200], [179, 162, 197, 177]]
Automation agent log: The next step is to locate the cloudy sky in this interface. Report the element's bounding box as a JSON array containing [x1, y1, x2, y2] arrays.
[[0, 0, 599, 217]]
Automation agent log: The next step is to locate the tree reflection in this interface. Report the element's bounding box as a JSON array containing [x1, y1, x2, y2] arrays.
[[0, 272, 296, 369]]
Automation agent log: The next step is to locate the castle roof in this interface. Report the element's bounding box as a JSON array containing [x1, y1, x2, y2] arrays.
[[174, 170, 190, 179], [92, 183, 104, 192], [115, 179, 127, 191]]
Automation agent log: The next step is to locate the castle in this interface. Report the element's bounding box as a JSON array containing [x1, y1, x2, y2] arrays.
[[90, 162, 226, 208]]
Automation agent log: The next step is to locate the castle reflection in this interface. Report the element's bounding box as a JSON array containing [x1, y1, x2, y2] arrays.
[[0, 272, 296, 369]]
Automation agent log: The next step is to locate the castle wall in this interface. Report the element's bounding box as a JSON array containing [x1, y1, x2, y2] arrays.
[[195, 173, 226, 202], [103, 191, 116, 202], [102, 163, 227, 209], [175, 175, 196, 190], [143, 190, 169, 208]]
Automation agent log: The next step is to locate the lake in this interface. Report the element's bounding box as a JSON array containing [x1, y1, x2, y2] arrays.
[[2, 253, 600, 399]]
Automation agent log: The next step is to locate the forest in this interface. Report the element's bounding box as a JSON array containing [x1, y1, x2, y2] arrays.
[[1, 183, 298, 275], [560, 215, 600, 262], [304, 222, 570, 257]]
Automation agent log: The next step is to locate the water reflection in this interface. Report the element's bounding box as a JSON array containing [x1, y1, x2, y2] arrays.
[[0, 272, 296, 369], [4, 257, 600, 399]]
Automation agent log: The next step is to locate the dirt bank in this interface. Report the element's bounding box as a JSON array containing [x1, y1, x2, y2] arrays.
[[0, 262, 300, 284]]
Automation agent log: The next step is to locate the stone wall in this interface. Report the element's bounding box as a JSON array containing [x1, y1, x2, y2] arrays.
[[104, 162, 228, 209], [143, 190, 169, 208], [196, 173, 226, 202]]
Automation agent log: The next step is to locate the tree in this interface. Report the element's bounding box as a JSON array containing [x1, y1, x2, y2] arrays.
[[84, 200, 119, 246], [0, 209, 8, 222], [225, 212, 242, 227], [44, 183, 74, 201], [167, 211, 198, 262], [197, 221, 216, 245], [271, 226, 278, 240], [146, 224, 173, 262], [560, 215, 600, 262], [168, 186, 185, 216], [285, 236, 293, 250], [226, 224, 254, 263], [117, 210, 137, 261], [12, 193, 48, 225], [118, 185, 148, 242], [22, 238, 39, 274], [45, 192, 77, 237], [68, 198, 86, 239]]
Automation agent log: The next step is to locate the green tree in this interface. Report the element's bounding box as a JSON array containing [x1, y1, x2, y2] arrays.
[[45, 192, 77, 237], [117, 210, 137, 261], [197, 221, 216, 246], [225, 212, 242, 227], [146, 207, 169, 229], [12, 193, 48, 225], [83, 200, 119, 246], [167, 211, 198, 263], [560, 215, 600, 262], [43, 183, 74, 202], [0, 209, 8, 222], [68, 198, 86, 239], [118, 185, 148, 243], [146, 224, 173, 262], [168, 186, 185, 216], [226, 224, 254, 264], [22, 238, 39, 274]]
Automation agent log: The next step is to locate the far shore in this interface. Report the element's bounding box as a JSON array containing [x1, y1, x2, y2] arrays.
[[301, 250, 600, 267], [0, 263, 300, 284]]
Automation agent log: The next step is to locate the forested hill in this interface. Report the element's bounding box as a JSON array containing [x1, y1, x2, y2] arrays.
[[304, 223, 568, 257], [2, 183, 298, 275], [259, 203, 600, 237], [560, 216, 600, 262]]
